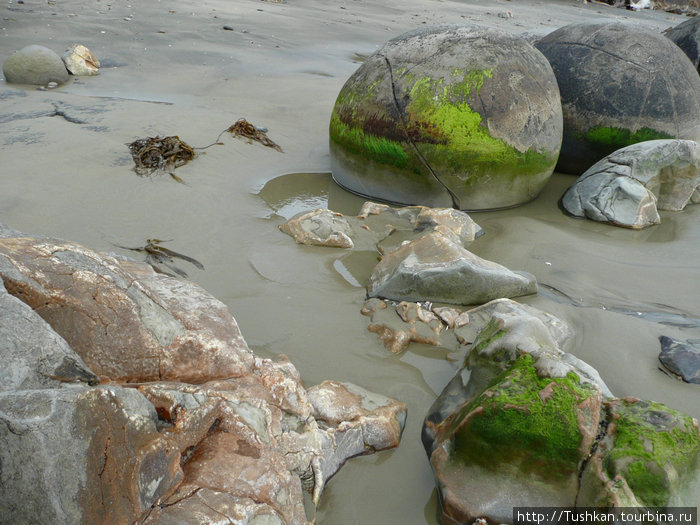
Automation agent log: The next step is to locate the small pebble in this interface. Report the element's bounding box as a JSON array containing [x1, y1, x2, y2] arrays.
[[223, 25, 234, 30], [47, 81, 58, 89]]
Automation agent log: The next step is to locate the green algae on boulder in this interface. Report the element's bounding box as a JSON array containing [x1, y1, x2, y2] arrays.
[[578, 398, 700, 508], [428, 354, 602, 523], [536, 21, 700, 175], [330, 25, 563, 211]]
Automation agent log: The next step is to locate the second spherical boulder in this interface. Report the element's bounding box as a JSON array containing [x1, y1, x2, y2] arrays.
[[329, 25, 563, 211]]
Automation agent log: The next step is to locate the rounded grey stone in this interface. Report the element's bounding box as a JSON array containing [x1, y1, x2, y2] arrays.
[[666, 16, 700, 74], [536, 21, 700, 175], [330, 24, 563, 211], [3, 45, 70, 86]]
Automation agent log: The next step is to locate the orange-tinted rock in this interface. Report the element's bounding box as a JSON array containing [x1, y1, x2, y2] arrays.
[[0, 237, 253, 383]]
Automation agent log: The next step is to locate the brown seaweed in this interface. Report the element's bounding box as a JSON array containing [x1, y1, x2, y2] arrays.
[[219, 118, 283, 152], [115, 238, 204, 278], [127, 135, 196, 176]]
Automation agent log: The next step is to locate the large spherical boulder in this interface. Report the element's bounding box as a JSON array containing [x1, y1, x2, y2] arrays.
[[3, 45, 69, 86], [666, 16, 700, 74], [329, 25, 563, 211], [536, 21, 700, 175]]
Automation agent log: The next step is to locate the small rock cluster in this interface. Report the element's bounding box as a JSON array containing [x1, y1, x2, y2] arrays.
[[280, 201, 536, 308], [2, 43, 100, 88], [0, 225, 406, 524]]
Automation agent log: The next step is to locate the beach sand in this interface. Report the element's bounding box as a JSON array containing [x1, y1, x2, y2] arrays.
[[1, 1, 698, 523]]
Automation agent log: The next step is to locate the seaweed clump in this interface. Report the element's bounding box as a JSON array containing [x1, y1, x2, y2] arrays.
[[127, 136, 196, 176], [117, 238, 204, 278], [223, 118, 283, 152]]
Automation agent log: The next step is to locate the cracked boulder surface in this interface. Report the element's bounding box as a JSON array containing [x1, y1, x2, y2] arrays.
[[0, 228, 407, 524], [666, 16, 700, 74], [561, 139, 700, 229], [536, 21, 700, 175], [422, 305, 699, 523], [0, 236, 254, 383], [329, 24, 562, 211]]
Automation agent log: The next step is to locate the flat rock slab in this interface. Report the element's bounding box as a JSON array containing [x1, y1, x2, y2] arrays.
[[367, 227, 536, 305], [659, 335, 700, 384], [561, 139, 700, 229]]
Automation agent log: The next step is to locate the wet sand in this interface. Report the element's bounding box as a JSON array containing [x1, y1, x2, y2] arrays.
[[1, 1, 698, 523]]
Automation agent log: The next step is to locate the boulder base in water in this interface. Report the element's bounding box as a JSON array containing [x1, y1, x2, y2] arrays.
[[330, 24, 563, 211]]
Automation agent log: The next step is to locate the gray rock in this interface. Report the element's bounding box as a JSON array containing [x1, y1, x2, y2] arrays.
[[3, 45, 70, 86], [61, 44, 100, 76], [659, 335, 700, 384], [367, 226, 537, 305], [0, 385, 183, 524], [423, 305, 606, 523], [536, 21, 700, 175], [330, 24, 563, 211], [666, 16, 700, 74], [279, 208, 354, 248], [0, 280, 97, 392], [561, 139, 700, 229]]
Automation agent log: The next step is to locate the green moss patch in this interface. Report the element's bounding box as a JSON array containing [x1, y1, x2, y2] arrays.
[[451, 354, 596, 481], [605, 399, 700, 507], [580, 126, 673, 151]]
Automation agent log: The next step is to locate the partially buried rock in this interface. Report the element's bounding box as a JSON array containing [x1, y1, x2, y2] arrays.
[[659, 335, 700, 384], [367, 226, 536, 305], [536, 21, 700, 175], [61, 44, 100, 76], [330, 24, 563, 211], [279, 208, 354, 248], [561, 139, 700, 229], [666, 16, 700, 75], [3, 44, 70, 86]]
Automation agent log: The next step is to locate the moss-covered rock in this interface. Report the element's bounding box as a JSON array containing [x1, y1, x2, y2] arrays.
[[536, 21, 700, 175], [578, 398, 700, 508], [330, 24, 563, 211], [428, 354, 602, 524]]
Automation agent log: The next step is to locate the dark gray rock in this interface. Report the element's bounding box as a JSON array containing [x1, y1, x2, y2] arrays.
[[0, 280, 97, 391], [3, 45, 70, 86], [659, 335, 700, 384], [666, 16, 700, 73], [561, 139, 700, 229], [330, 24, 563, 211], [536, 21, 700, 175], [367, 227, 537, 305]]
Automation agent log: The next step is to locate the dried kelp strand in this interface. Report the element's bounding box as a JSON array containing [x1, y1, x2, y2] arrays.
[[127, 135, 196, 176]]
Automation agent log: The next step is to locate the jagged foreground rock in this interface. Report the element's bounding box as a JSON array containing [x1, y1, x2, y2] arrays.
[[422, 304, 700, 524], [0, 228, 406, 524], [561, 139, 700, 229]]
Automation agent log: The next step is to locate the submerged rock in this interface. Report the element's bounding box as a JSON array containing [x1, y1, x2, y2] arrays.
[[2, 45, 70, 86], [61, 44, 100, 76], [330, 24, 563, 210], [536, 22, 700, 175], [659, 335, 700, 384], [367, 227, 536, 305], [279, 208, 354, 248], [561, 140, 700, 229], [666, 16, 700, 74]]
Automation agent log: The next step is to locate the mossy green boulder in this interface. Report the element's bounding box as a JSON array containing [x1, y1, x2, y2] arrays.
[[329, 25, 563, 211], [536, 21, 700, 175], [578, 398, 700, 508]]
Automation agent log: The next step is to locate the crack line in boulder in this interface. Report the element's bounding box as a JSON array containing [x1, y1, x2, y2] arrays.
[[382, 54, 461, 209]]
